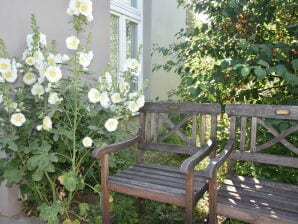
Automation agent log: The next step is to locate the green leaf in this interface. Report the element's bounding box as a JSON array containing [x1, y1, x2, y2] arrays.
[[38, 201, 64, 224], [8, 141, 18, 151], [291, 59, 298, 71], [275, 64, 287, 76], [257, 59, 269, 68], [27, 153, 58, 181], [254, 67, 267, 80], [63, 219, 80, 224], [79, 203, 90, 216], [60, 171, 78, 192], [241, 66, 251, 77], [3, 168, 24, 184]]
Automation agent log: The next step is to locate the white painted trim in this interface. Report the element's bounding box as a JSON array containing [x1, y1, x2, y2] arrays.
[[118, 15, 127, 73], [111, 0, 141, 22]]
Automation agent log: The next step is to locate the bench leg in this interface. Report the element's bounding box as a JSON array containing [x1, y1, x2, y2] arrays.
[[185, 174, 194, 224], [101, 154, 110, 224], [208, 175, 217, 224], [185, 205, 193, 224]]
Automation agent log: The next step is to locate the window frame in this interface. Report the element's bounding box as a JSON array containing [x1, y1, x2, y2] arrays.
[[110, 0, 143, 89]]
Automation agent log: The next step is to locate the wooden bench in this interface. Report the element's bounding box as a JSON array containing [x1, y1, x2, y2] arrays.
[[92, 102, 221, 224], [207, 104, 298, 224]]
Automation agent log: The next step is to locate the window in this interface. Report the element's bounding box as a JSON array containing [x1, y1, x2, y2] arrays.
[[109, 0, 143, 90]]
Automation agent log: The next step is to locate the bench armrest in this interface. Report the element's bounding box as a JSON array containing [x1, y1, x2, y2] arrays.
[[180, 139, 216, 175], [92, 134, 140, 159], [203, 140, 234, 179]]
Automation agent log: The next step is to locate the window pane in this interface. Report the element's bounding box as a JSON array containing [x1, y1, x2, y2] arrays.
[[126, 20, 138, 90], [107, 15, 119, 76], [122, 0, 137, 8], [126, 20, 138, 59]]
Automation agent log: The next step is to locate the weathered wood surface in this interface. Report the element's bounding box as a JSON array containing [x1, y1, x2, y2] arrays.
[[212, 103, 298, 224], [217, 175, 298, 224], [141, 102, 221, 114], [226, 104, 298, 120], [108, 163, 209, 207]]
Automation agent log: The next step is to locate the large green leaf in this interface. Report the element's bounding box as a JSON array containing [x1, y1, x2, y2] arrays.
[[60, 171, 78, 192], [3, 168, 25, 185], [257, 59, 269, 68], [275, 64, 287, 76], [79, 203, 90, 216], [27, 153, 58, 181], [241, 66, 251, 77], [38, 201, 64, 224], [254, 67, 267, 80]]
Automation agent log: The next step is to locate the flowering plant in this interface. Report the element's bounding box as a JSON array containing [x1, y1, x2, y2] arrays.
[[0, 1, 144, 223]]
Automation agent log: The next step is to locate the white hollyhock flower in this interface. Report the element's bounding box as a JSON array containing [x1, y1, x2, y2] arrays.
[[104, 118, 119, 132], [79, 0, 93, 20], [126, 58, 139, 70], [136, 95, 145, 108], [119, 81, 129, 93], [33, 50, 44, 64], [45, 66, 62, 83], [82, 136, 93, 148], [66, 35, 80, 50], [99, 92, 110, 108], [0, 58, 11, 73], [10, 113, 26, 127], [88, 88, 101, 103], [79, 51, 93, 67], [47, 54, 63, 65], [5, 102, 17, 112], [23, 72, 36, 85], [3, 70, 17, 83], [31, 83, 45, 96], [48, 92, 62, 105], [47, 54, 56, 66], [111, 93, 121, 104], [67, 0, 80, 16], [25, 57, 36, 66], [128, 101, 139, 113], [42, 116, 52, 131], [36, 125, 42, 131]]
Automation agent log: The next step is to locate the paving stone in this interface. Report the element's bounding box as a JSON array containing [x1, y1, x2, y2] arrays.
[[0, 215, 44, 224]]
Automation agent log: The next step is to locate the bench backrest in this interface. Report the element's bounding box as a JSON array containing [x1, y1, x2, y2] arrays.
[[137, 102, 221, 162], [226, 104, 298, 169]]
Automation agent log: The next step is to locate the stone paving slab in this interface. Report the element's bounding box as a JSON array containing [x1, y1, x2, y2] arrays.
[[0, 215, 44, 224]]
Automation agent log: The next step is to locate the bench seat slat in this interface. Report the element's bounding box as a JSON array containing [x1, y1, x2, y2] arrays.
[[217, 175, 298, 224], [108, 163, 209, 206], [133, 163, 206, 180], [120, 168, 205, 186], [223, 175, 298, 197]]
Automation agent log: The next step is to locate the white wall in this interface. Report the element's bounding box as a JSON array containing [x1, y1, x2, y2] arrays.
[[0, 0, 110, 73], [148, 0, 185, 100]]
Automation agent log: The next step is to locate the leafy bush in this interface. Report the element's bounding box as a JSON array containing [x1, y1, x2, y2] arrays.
[[154, 0, 298, 107]]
